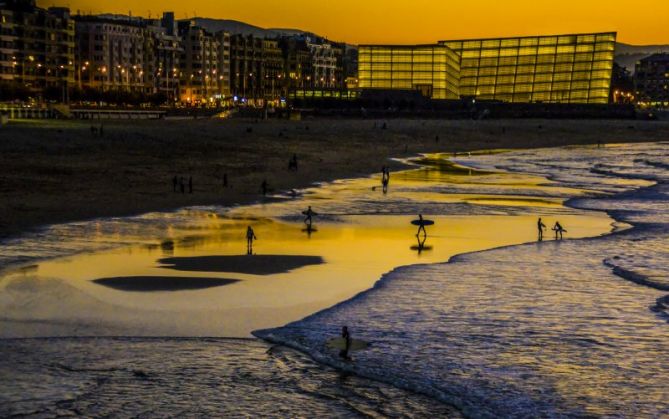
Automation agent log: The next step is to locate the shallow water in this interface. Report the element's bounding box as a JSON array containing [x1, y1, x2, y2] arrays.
[[0, 156, 614, 337], [2, 142, 666, 417], [0, 337, 460, 418], [258, 142, 669, 417]]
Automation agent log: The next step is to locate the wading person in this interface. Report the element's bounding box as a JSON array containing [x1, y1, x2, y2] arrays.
[[416, 214, 428, 238], [339, 326, 351, 360], [303, 206, 316, 226], [246, 226, 257, 255], [553, 221, 566, 240], [537, 217, 547, 241]]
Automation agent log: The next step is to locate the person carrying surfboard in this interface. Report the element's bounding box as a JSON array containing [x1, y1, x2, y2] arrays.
[[553, 221, 566, 240], [303, 206, 317, 226], [326, 327, 369, 359], [415, 214, 429, 237], [340, 326, 351, 360]]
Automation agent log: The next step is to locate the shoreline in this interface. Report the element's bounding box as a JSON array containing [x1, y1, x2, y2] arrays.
[[252, 142, 668, 417], [2, 118, 669, 241], [0, 142, 618, 338], [3, 142, 664, 416]]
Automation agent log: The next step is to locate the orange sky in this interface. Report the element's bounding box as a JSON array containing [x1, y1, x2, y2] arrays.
[[39, 0, 669, 45]]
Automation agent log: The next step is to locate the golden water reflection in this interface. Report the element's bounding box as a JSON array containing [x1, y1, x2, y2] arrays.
[[0, 156, 621, 337], [4, 212, 613, 337]]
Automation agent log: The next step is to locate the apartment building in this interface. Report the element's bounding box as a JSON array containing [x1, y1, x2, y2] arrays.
[[178, 20, 219, 103], [0, 0, 74, 97]]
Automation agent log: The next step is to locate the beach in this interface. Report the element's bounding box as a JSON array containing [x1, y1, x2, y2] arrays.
[[2, 118, 669, 239], [0, 118, 668, 416], [0, 150, 616, 337]]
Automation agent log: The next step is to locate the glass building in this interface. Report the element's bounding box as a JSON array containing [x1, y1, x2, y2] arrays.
[[358, 44, 460, 99], [358, 32, 616, 104]]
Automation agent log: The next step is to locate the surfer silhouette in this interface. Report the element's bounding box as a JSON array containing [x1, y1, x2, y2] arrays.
[[553, 221, 566, 240], [303, 206, 317, 226], [537, 217, 547, 241], [415, 214, 428, 238], [340, 326, 351, 360], [246, 226, 257, 255]]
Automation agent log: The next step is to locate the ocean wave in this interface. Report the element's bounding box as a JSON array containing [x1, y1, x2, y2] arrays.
[[256, 142, 669, 417]]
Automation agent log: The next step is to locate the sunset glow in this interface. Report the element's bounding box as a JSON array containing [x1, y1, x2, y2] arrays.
[[39, 0, 669, 45]]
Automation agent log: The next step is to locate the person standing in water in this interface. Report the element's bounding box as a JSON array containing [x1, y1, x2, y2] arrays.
[[303, 206, 316, 226], [381, 167, 390, 193], [416, 214, 428, 238], [537, 217, 547, 241], [339, 326, 351, 360], [553, 221, 566, 240], [246, 226, 257, 255]]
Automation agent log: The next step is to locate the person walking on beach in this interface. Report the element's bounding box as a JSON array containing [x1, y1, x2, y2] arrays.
[[553, 221, 566, 240], [537, 217, 547, 241], [416, 214, 428, 238], [180, 177, 185, 194], [246, 226, 257, 255], [381, 167, 390, 194], [223, 173, 228, 188], [261, 179, 269, 196], [339, 326, 351, 360], [303, 206, 317, 226], [172, 175, 178, 193]]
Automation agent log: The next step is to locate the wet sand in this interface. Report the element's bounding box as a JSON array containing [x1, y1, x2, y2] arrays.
[[2, 118, 668, 239]]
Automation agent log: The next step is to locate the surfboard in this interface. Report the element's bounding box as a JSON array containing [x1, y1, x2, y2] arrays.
[[326, 337, 370, 351], [411, 219, 435, 226], [302, 210, 318, 215]]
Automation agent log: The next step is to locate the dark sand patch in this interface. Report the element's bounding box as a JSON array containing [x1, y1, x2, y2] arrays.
[[158, 255, 324, 275], [93, 276, 239, 292], [3, 118, 669, 240]]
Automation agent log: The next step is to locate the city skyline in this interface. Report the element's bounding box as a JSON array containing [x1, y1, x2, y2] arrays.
[[37, 0, 669, 45]]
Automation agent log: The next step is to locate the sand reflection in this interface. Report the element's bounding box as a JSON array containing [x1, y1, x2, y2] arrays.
[[0, 154, 619, 337]]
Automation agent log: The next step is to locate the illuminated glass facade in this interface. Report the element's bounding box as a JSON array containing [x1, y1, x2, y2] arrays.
[[441, 32, 616, 104], [358, 45, 460, 99], [358, 32, 616, 104]]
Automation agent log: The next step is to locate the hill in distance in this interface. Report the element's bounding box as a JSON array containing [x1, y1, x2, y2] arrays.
[[615, 43, 669, 72], [187, 18, 667, 72], [190, 18, 325, 41]]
